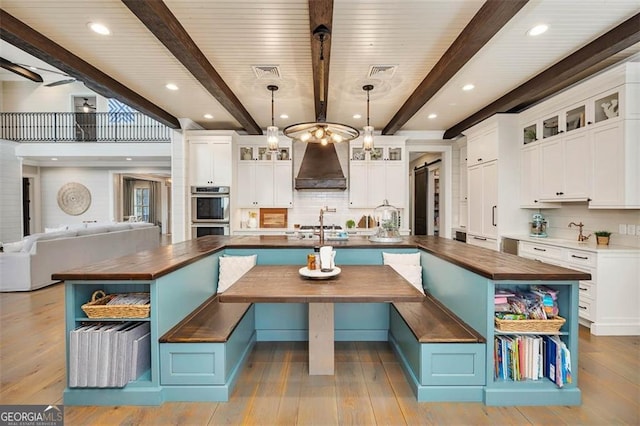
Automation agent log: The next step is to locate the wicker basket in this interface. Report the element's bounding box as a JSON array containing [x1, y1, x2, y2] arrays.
[[495, 316, 565, 333], [81, 290, 150, 319]]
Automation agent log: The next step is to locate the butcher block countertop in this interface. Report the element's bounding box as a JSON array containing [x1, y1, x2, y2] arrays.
[[52, 235, 591, 282]]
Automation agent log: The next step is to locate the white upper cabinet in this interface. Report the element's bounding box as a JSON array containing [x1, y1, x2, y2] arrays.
[[467, 128, 497, 165], [235, 139, 292, 208], [349, 141, 406, 209], [538, 130, 591, 201], [188, 136, 232, 186], [519, 62, 640, 209]]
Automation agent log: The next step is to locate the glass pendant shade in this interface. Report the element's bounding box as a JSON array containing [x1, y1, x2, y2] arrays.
[[362, 85, 374, 151], [362, 125, 374, 151], [267, 85, 279, 152], [266, 125, 279, 151]]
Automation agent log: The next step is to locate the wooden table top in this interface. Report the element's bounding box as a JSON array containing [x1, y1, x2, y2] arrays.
[[218, 265, 426, 303], [52, 235, 591, 282]]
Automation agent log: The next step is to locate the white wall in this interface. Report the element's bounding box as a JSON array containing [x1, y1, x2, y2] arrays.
[[40, 167, 113, 227], [1, 81, 105, 112], [0, 140, 22, 242]]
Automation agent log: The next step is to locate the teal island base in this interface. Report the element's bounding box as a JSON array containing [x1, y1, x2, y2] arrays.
[[59, 239, 584, 406]]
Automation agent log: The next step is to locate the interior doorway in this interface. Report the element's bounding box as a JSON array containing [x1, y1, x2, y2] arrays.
[[21, 177, 32, 236], [73, 96, 97, 141], [413, 160, 441, 236], [414, 166, 427, 235]]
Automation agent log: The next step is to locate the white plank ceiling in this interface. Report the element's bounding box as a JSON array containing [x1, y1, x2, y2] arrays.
[[1, 0, 639, 134]]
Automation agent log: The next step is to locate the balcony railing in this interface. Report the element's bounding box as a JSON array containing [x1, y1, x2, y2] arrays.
[[0, 112, 171, 142]]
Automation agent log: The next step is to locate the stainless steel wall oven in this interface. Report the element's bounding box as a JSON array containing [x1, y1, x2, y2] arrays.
[[191, 186, 230, 223]]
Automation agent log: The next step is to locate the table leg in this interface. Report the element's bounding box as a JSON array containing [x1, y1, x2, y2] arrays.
[[308, 302, 334, 375]]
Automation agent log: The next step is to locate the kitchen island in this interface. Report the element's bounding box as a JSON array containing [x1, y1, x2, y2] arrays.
[[54, 235, 589, 406]]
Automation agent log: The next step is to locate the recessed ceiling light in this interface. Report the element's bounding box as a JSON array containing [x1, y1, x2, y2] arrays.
[[428, 113, 437, 119], [165, 83, 178, 91], [125, 157, 132, 161], [462, 84, 475, 91], [51, 158, 58, 161], [527, 24, 548, 36], [87, 22, 110, 35], [280, 114, 289, 119], [203, 114, 213, 119], [353, 114, 362, 119]]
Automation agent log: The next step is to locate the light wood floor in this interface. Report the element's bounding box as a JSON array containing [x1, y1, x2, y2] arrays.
[[1, 283, 638, 425]]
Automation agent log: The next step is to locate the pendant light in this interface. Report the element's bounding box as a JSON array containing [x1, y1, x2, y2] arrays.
[[362, 85, 374, 151], [266, 85, 279, 152]]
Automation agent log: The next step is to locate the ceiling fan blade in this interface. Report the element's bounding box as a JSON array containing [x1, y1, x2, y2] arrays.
[[0, 57, 43, 82], [45, 78, 77, 87]]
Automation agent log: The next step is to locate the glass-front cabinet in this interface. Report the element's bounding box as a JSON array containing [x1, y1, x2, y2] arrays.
[[565, 105, 586, 133], [593, 91, 620, 124], [239, 145, 290, 161], [350, 145, 403, 162]]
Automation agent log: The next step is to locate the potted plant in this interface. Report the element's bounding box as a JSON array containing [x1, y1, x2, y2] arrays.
[[345, 219, 356, 229], [594, 231, 611, 246]]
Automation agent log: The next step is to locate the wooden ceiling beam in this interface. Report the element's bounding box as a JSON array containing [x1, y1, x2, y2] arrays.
[[383, 0, 529, 135], [444, 12, 640, 139], [0, 9, 180, 129], [122, 0, 262, 135], [308, 0, 334, 121]]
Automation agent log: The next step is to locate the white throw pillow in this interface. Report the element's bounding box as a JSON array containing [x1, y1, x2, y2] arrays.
[[382, 252, 421, 265], [218, 255, 257, 293], [2, 240, 25, 253], [387, 264, 424, 294]]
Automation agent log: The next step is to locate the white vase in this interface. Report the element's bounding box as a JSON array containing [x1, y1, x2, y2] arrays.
[[247, 216, 258, 228]]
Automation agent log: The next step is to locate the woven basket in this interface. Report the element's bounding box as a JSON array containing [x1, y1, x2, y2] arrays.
[[81, 290, 150, 319], [495, 316, 565, 333]]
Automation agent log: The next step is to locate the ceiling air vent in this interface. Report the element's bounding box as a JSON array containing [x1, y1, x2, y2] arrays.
[[368, 65, 397, 79], [252, 65, 281, 79]]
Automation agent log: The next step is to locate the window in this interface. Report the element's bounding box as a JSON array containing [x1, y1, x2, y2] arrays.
[[134, 188, 150, 222]]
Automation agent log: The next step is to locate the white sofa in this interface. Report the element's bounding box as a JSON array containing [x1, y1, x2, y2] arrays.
[[0, 222, 160, 292]]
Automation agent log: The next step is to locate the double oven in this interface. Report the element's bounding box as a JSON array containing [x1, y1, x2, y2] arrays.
[[191, 186, 230, 237]]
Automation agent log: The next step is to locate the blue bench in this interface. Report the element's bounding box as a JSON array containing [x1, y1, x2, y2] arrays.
[[159, 295, 256, 401], [389, 294, 486, 402]]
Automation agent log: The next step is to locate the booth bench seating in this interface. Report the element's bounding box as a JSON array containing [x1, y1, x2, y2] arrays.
[[159, 291, 485, 402], [389, 295, 486, 402], [159, 295, 256, 402]]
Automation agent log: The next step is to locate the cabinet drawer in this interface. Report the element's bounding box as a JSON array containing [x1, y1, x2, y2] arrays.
[[467, 235, 498, 251], [578, 298, 594, 321], [578, 281, 595, 300], [565, 249, 596, 268], [518, 241, 564, 261]]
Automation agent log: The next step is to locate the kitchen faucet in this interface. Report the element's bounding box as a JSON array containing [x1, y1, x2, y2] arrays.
[[319, 206, 336, 246], [568, 221, 591, 242]]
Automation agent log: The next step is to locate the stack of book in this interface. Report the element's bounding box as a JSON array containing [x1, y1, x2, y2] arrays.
[[69, 322, 150, 388], [494, 334, 572, 388]]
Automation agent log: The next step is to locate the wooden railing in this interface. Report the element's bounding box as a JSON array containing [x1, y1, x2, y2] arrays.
[[0, 112, 171, 142]]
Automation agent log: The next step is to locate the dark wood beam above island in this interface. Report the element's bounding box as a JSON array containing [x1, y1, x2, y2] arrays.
[[308, 0, 334, 121], [0, 9, 181, 129], [122, 0, 262, 135], [444, 12, 640, 139], [382, 0, 529, 135]]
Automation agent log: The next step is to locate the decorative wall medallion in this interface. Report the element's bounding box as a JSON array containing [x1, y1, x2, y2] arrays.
[[57, 182, 91, 215]]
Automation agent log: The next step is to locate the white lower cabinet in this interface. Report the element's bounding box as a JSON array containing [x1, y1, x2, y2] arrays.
[[466, 234, 498, 251], [518, 240, 640, 335]]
